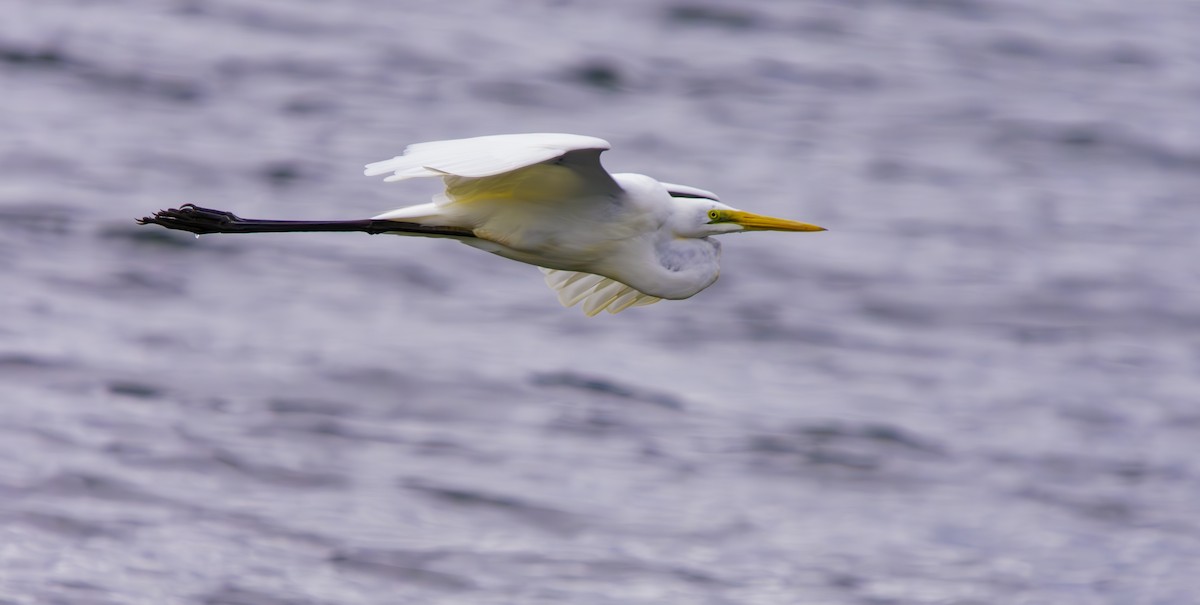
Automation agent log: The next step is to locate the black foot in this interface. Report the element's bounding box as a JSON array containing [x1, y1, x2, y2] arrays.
[[136, 204, 247, 234]]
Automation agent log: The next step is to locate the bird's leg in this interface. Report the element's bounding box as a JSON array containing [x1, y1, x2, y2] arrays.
[[136, 204, 476, 238]]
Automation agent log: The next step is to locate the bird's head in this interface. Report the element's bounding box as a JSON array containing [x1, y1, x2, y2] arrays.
[[675, 198, 826, 238]]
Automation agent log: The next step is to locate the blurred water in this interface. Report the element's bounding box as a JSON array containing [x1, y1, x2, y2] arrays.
[[2, 0, 1199, 603]]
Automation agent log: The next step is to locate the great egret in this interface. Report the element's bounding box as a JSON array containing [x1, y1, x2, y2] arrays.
[[139, 133, 825, 316]]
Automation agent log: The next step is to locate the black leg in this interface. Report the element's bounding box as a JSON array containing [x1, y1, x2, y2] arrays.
[[136, 204, 476, 238]]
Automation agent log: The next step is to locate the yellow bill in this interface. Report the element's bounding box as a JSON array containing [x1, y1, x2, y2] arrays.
[[724, 210, 826, 232]]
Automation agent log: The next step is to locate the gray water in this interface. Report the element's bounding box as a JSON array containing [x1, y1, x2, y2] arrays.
[[2, 0, 1199, 603]]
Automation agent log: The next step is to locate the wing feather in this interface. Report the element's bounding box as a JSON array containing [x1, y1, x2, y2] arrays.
[[607, 289, 644, 314], [365, 133, 611, 182], [582, 282, 628, 317], [540, 268, 661, 316], [559, 273, 608, 307]]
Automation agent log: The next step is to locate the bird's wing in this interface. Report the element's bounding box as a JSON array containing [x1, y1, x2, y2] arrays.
[[540, 268, 661, 317], [660, 182, 720, 201], [365, 132, 615, 183]]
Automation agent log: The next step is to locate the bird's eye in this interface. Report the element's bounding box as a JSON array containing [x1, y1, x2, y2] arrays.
[[707, 210, 721, 221]]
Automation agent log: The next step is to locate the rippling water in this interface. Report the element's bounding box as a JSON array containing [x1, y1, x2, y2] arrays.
[[2, 0, 1198, 603]]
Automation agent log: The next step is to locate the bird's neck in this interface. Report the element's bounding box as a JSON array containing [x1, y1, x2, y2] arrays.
[[614, 236, 721, 300]]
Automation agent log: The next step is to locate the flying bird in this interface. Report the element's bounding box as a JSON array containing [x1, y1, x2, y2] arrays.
[[138, 133, 825, 316]]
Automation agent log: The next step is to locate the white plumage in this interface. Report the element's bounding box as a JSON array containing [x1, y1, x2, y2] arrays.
[[364, 133, 610, 182], [362, 133, 825, 316], [540, 268, 662, 315]]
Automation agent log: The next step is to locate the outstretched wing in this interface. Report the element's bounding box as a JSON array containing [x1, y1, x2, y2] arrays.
[[540, 268, 661, 317], [367, 133, 624, 222], [365, 132, 617, 186]]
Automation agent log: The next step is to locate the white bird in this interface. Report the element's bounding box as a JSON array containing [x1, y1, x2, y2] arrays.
[[139, 133, 825, 316]]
